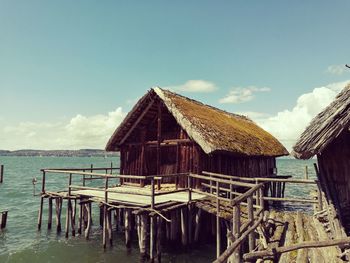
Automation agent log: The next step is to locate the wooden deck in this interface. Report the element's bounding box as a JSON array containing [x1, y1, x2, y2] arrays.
[[66, 185, 206, 206], [258, 210, 342, 262]]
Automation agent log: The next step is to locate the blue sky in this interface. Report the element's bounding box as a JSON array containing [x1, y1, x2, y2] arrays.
[[1, 1, 350, 150]]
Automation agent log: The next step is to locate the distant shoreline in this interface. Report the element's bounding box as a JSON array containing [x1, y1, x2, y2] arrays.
[[0, 149, 119, 157]]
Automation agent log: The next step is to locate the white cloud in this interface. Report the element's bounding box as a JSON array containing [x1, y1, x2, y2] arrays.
[[219, 86, 271, 104], [164, 80, 217, 93], [252, 80, 350, 152], [326, 64, 347, 75], [0, 107, 126, 150]]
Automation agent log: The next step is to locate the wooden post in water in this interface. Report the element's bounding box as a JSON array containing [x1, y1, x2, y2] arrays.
[[38, 170, 45, 230], [48, 197, 53, 230], [180, 208, 188, 246], [65, 199, 71, 238], [0, 210, 8, 229], [156, 216, 162, 262], [78, 199, 83, 235], [139, 214, 148, 260], [125, 209, 132, 247], [71, 199, 76, 237], [55, 197, 62, 233], [194, 209, 202, 243], [84, 203, 92, 239], [0, 165, 4, 183], [103, 175, 109, 249]]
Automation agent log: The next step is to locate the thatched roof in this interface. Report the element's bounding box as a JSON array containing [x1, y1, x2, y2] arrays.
[[293, 84, 350, 159], [106, 87, 288, 157]]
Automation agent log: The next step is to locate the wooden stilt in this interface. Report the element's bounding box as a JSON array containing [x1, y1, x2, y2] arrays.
[[170, 212, 176, 242], [103, 205, 107, 249], [48, 197, 53, 230], [150, 216, 155, 261], [84, 203, 91, 239], [194, 208, 202, 243], [180, 208, 188, 246], [139, 214, 148, 260], [55, 197, 62, 233], [156, 216, 162, 262], [37, 196, 44, 230], [100, 205, 104, 228], [231, 205, 241, 262], [125, 209, 132, 248], [65, 199, 71, 238], [108, 209, 113, 246], [78, 199, 83, 235], [247, 196, 255, 251], [0, 210, 8, 229], [0, 165, 3, 183], [71, 199, 76, 237], [188, 204, 193, 245]]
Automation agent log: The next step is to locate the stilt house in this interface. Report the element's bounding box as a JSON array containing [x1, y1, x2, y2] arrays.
[[293, 84, 350, 232], [106, 87, 288, 186]]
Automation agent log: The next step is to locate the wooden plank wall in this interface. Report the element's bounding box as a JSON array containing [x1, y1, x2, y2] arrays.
[[318, 130, 350, 233]]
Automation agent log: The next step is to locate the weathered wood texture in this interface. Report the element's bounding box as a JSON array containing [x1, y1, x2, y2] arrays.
[[317, 131, 350, 233]]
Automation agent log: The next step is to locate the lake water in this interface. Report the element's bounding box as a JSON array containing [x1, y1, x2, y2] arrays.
[[0, 157, 318, 263]]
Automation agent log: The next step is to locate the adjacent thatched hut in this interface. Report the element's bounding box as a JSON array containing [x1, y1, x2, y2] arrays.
[[293, 84, 350, 232], [106, 87, 288, 187]]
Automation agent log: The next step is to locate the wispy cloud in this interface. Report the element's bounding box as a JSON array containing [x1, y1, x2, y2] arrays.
[[0, 108, 126, 150], [326, 64, 347, 75], [219, 86, 271, 104], [164, 80, 217, 93]]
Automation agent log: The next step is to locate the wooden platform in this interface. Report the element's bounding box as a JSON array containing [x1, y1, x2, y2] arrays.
[[47, 184, 206, 206], [257, 210, 343, 262]]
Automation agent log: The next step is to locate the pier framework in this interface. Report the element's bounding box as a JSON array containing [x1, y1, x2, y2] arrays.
[[35, 164, 350, 262]]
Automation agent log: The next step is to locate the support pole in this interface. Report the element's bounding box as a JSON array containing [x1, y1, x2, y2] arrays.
[[55, 197, 62, 233], [156, 216, 162, 262], [180, 208, 188, 246], [247, 196, 255, 251], [65, 199, 71, 238], [0, 165, 4, 183], [216, 182, 221, 258], [125, 209, 132, 248], [0, 210, 8, 229], [231, 204, 241, 262], [37, 171, 46, 230], [78, 199, 83, 235], [84, 203, 92, 239], [48, 197, 53, 230], [194, 209, 202, 243]]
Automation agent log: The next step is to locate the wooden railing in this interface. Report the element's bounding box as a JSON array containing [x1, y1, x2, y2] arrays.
[[202, 171, 322, 209]]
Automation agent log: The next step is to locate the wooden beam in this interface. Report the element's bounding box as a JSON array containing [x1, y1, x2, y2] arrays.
[[119, 98, 155, 145], [243, 237, 350, 260]]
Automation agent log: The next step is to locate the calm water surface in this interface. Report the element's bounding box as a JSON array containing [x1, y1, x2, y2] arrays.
[[0, 157, 317, 262]]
